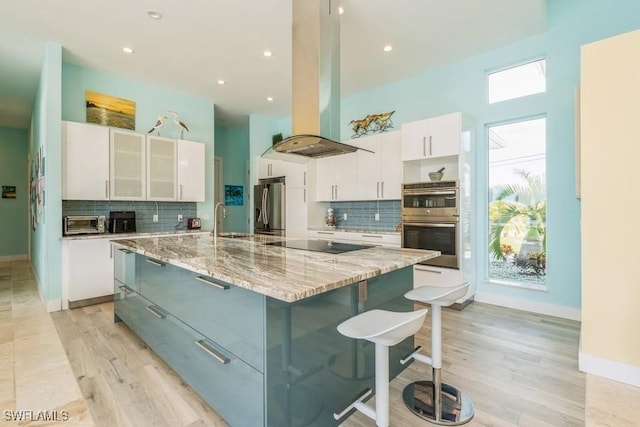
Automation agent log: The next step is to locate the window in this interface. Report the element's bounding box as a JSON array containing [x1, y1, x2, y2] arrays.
[[488, 59, 546, 104], [488, 118, 546, 288]]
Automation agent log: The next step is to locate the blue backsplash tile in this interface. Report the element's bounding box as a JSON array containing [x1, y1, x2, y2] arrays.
[[62, 200, 197, 232], [329, 200, 401, 232]]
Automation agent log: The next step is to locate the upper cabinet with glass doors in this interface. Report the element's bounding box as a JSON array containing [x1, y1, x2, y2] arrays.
[[401, 112, 461, 161], [146, 135, 177, 201], [110, 128, 146, 200]]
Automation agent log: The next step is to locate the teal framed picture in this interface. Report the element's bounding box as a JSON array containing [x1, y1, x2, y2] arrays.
[[224, 185, 244, 206]]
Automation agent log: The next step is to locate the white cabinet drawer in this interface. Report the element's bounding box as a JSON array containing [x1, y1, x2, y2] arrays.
[[413, 265, 461, 288], [307, 230, 400, 247]]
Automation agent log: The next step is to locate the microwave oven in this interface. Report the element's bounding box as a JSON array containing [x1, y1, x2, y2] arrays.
[[63, 215, 106, 235]]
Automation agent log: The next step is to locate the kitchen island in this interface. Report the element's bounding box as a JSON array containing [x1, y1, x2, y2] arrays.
[[112, 233, 438, 426]]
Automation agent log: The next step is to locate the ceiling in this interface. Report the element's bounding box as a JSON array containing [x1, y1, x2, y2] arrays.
[[0, 0, 546, 130]]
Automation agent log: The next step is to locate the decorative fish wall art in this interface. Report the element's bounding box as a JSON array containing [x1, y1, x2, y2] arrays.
[[349, 110, 395, 138]]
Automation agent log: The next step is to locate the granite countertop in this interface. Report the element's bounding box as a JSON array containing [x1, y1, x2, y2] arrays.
[[62, 229, 210, 241], [112, 233, 438, 302]]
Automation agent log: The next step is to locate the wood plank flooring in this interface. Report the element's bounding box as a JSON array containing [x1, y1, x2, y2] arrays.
[[2, 260, 640, 426]]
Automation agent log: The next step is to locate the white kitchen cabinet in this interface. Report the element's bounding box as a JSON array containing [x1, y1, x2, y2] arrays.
[[413, 264, 461, 287], [147, 135, 177, 201], [401, 112, 461, 161], [62, 121, 110, 200], [285, 162, 307, 188], [177, 139, 205, 202], [110, 128, 146, 200], [62, 238, 114, 306], [315, 152, 357, 201], [258, 157, 287, 179], [356, 131, 401, 200], [285, 187, 308, 237]]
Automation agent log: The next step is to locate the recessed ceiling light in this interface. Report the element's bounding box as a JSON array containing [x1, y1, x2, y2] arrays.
[[218, 80, 225, 85], [263, 50, 273, 57], [147, 10, 162, 19], [122, 46, 135, 54], [383, 45, 393, 52], [338, 6, 344, 15], [267, 97, 274, 102]]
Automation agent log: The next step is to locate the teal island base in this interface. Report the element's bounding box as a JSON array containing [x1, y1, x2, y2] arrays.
[[114, 251, 415, 426]]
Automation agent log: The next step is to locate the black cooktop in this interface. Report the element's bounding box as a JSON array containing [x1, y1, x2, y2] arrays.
[[265, 239, 374, 254]]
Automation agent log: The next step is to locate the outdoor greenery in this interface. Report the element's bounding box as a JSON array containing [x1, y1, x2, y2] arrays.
[[489, 169, 547, 276]]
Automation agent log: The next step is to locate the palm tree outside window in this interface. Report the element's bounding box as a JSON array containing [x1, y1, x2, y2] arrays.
[[488, 118, 547, 287]]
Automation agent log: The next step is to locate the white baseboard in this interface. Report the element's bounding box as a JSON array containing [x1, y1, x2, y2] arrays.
[[579, 351, 640, 388], [474, 291, 581, 321], [0, 254, 28, 262]]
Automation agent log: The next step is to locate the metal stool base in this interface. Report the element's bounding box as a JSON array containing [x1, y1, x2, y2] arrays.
[[402, 381, 474, 425]]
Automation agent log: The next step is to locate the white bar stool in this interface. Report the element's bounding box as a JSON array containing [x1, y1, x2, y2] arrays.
[[400, 282, 474, 425], [333, 308, 428, 427]]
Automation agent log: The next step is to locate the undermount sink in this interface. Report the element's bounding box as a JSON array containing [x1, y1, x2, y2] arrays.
[[217, 232, 252, 239]]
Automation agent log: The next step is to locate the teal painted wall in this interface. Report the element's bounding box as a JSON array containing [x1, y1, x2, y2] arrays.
[[338, 0, 640, 309], [61, 63, 216, 229], [30, 42, 63, 303], [0, 128, 28, 256], [215, 125, 250, 232]]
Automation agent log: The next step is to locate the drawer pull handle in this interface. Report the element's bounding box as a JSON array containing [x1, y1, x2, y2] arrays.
[[118, 248, 133, 254], [145, 259, 165, 267], [146, 305, 166, 319], [195, 275, 229, 290], [317, 231, 335, 235], [361, 234, 383, 238], [119, 285, 135, 294], [195, 340, 230, 364], [415, 267, 443, 274]]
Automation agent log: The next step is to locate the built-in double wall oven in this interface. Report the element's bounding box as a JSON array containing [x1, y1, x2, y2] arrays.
[[401, 180, 459, 269]]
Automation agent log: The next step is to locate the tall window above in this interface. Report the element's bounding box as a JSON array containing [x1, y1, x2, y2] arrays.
[[488, 118, 546, 288], [488, 59, 546, 104]]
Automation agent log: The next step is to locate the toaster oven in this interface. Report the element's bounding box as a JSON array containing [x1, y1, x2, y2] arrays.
[[63, 215, 106, 235]]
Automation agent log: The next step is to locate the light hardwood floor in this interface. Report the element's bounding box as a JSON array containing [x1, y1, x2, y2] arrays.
[[2, 260, 640, 426]]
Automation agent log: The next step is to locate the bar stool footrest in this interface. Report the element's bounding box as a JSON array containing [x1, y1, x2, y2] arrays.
[[333, 387, 372, 421], [403, 380, 474, 425]]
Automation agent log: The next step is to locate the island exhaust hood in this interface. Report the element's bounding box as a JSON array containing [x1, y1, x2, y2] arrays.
[[261, 0, 371, 162]]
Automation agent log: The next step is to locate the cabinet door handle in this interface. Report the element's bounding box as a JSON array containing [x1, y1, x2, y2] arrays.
[[377, 182, 380, 198], [361, 234, 383, 238], [195, 275, 229, 290], [303, 171, 306, 186], [105, 180, 109, 199], [303, 188, 306, 203], [429, 136, 433, 156], [118, 248, 133, 254], [145, 259, 165, 267], [381, 181, 384, 198], [146, 305, 166, 319], [119, 285, 134, 294], [179, 184, 183, 200], [335, 185, 338, 199], [195, 340, 230, 364], [415, 266, 443, 274], [423, 137, 426, 157], [317, 231, 335, 235]]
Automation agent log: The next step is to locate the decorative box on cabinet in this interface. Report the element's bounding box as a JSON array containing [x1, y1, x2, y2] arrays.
[[62, 121, 110, 200], [356, 131, 402, 200], [401, 112, 461, 161]]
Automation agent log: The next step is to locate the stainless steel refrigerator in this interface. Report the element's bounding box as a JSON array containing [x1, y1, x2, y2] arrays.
[[254, 178, 286, 236]]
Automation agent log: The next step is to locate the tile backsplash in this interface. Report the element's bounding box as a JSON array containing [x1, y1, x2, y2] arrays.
[[329, 200, 401, 232], [62, 200, 197, 232]]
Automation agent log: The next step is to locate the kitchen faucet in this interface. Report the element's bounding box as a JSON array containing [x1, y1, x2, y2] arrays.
[[213, 202, 226, 237]]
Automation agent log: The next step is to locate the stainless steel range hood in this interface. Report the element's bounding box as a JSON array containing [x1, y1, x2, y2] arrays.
[[261, 0, 370, 162]]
